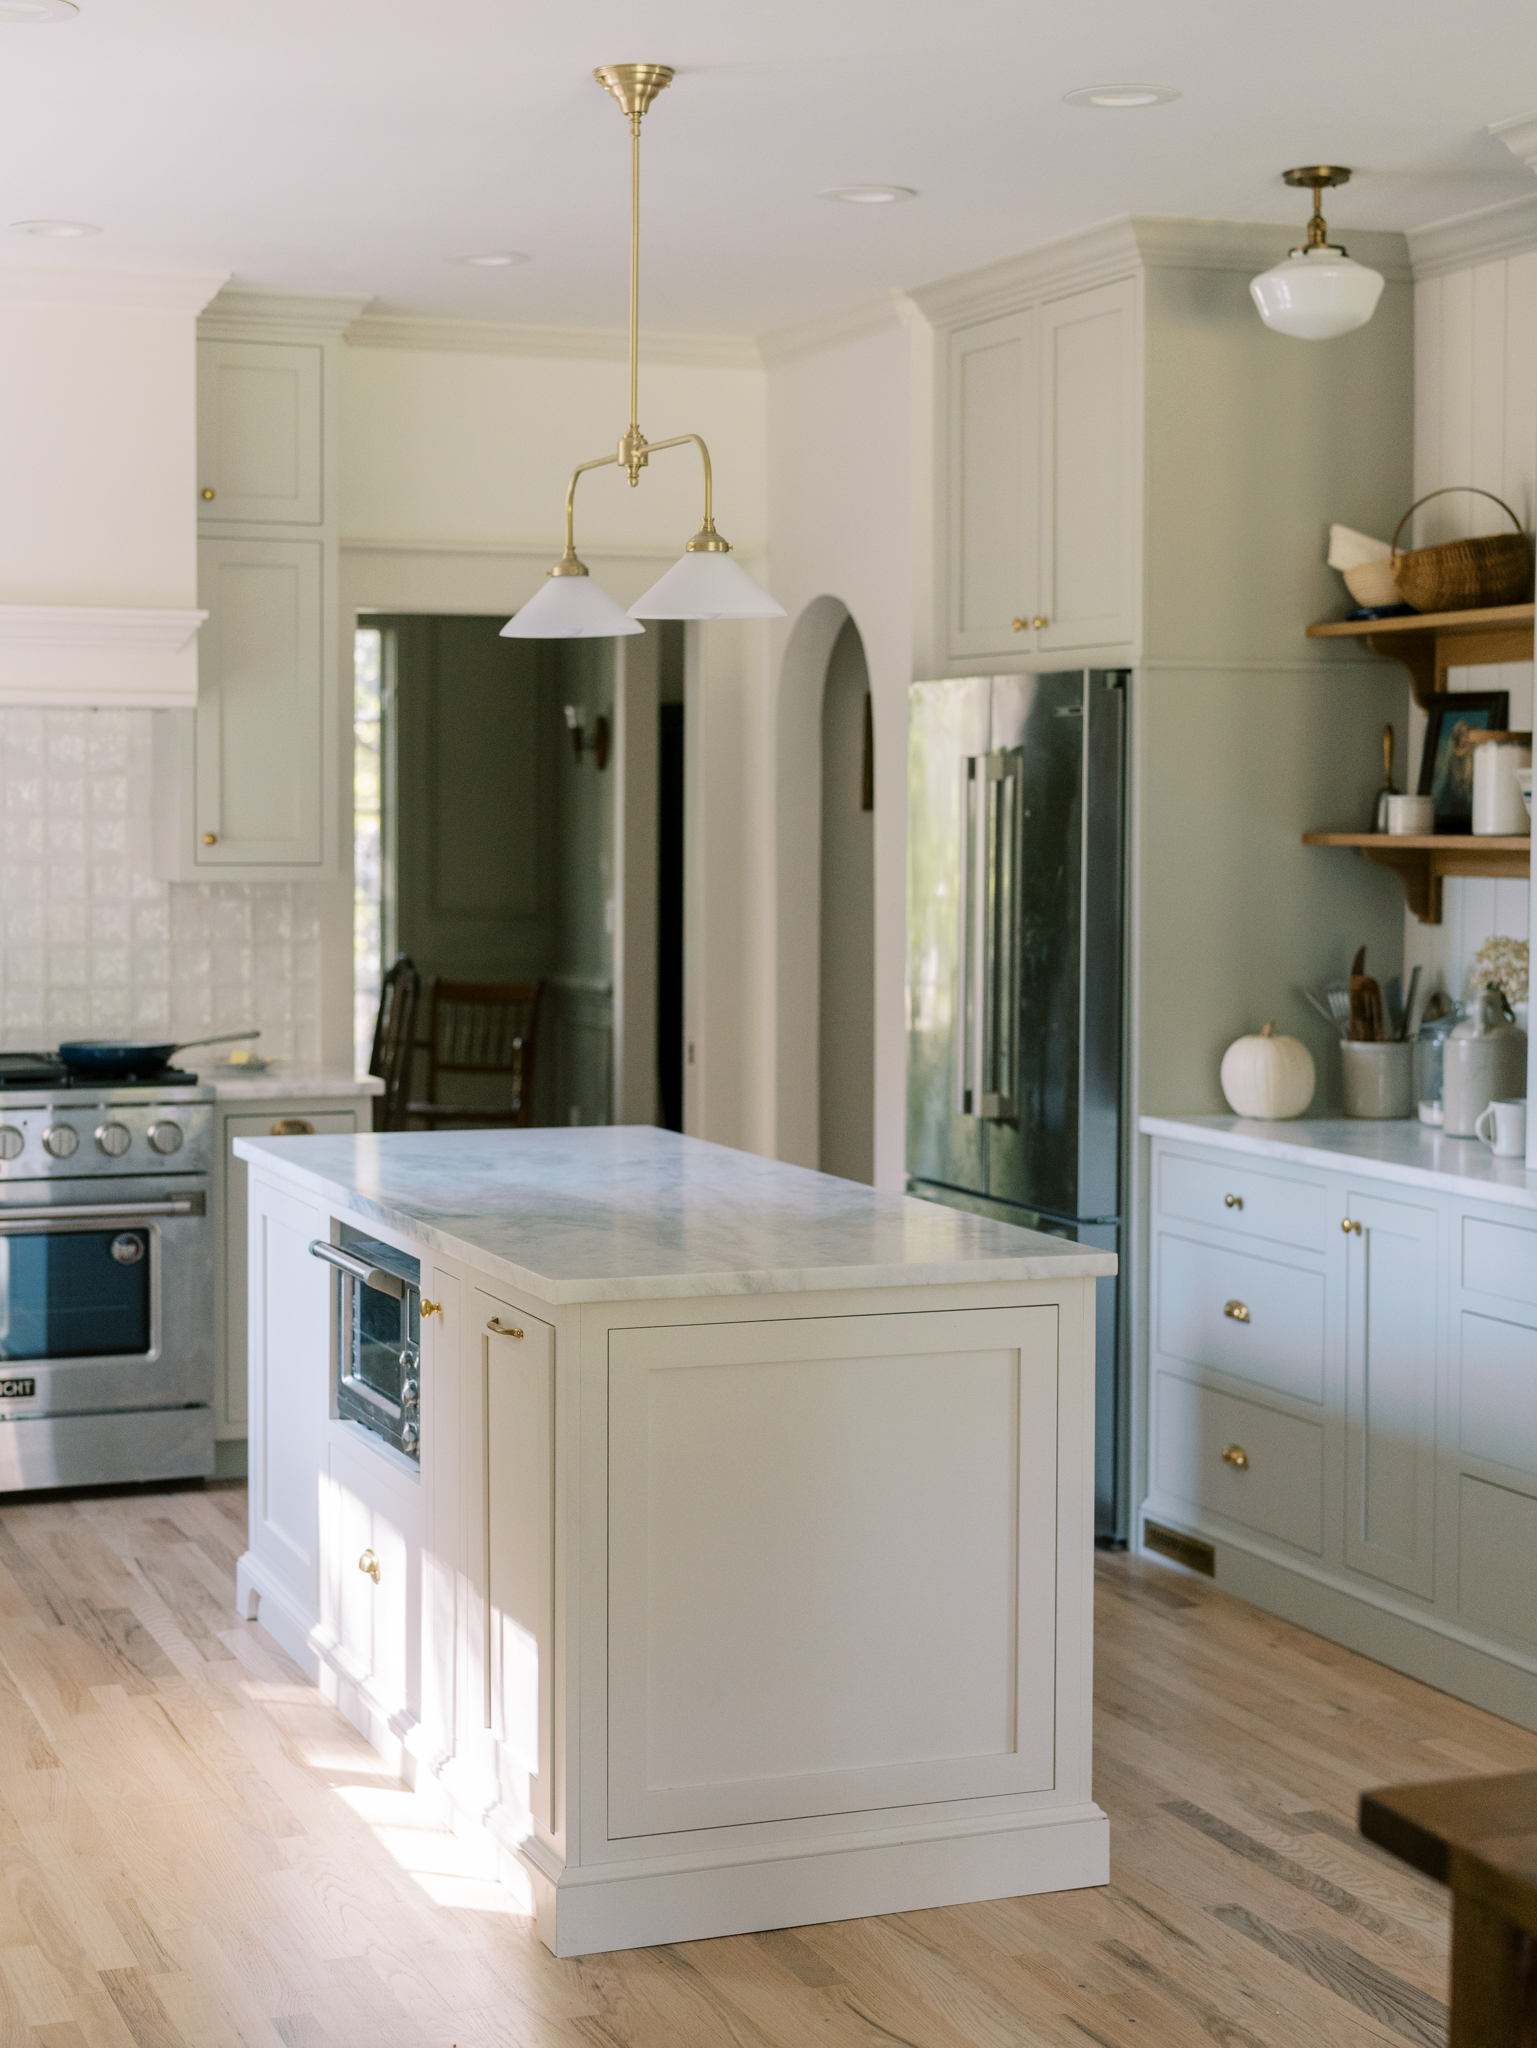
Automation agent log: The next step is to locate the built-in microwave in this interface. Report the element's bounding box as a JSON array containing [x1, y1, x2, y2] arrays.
[[310, 1227, 421, 1461]]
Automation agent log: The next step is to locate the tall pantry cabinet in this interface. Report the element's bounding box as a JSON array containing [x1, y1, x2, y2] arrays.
[[909, 216, 1418, 1531], [152, 290, 366, 880]]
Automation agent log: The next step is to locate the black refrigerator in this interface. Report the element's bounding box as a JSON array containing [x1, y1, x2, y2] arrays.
[[906, 670, 1128, 1541]]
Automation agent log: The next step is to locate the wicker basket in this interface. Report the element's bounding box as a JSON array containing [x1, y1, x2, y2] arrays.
[[1391, 487, 1533, 613]]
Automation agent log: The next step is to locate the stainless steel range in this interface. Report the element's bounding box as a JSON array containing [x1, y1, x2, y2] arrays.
[[0, 1061, 215, 1491]]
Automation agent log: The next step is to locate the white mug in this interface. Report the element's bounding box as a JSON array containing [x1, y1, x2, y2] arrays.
[[1385, 793, 1434, 835], [1474, 1096, 1528, 1158]]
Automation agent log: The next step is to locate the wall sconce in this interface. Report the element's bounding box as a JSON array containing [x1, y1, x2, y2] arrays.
[[564, 704, 610, 769]]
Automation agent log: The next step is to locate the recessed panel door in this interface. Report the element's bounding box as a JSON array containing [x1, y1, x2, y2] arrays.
[[1344, 1189, 1438, 1598], [946, 312, 1038, 662], [197, 339, 322, 525], [1037, 280, 1136, 655]]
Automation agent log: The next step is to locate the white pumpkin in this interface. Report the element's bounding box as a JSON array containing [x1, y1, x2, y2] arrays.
[[1219, 1021, 1315, 1121]]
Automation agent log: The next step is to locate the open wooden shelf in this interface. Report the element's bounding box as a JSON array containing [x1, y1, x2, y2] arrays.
[[1306, 603, 1535, 708], [1302, 829, 1531, 924]]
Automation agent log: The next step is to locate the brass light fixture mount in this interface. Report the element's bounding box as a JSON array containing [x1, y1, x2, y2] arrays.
[[542, 62, 732, 584], [1282, 164, 1352, 254]]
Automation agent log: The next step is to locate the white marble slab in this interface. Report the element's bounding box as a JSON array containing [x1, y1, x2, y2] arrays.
[[210, 1067, 382, 1103], [1142, 1113, 1537, 1213], [233, 1125, 1117, 1304]]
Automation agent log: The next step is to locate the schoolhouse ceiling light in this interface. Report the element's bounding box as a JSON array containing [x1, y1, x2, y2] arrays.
[[503, 64, 783, 641], [1250, 167, 1384, 341]]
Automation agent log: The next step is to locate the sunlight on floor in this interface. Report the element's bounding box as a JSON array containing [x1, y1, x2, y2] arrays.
[[334, 1783, 535, 1915]]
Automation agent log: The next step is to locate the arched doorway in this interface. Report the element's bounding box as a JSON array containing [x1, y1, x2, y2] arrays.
[[818, 617, 875, 1183]]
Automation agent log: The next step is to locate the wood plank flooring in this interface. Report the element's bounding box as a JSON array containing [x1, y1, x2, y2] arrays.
[[0, 1483, 1530, 2046]]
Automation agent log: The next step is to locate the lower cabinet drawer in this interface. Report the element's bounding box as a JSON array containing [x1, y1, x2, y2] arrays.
[[1156, 1232, 1325, 1403], [1459, 1307, 1537, 1477], [1154, 1372, 1324, 1555], [326, 1433, 420, 1717], [1156, 1149, 1330, 1252]]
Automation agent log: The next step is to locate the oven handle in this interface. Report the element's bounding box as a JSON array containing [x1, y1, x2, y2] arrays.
[[307, 1239, 407, 1300], [0, 1196, 201, 1225]]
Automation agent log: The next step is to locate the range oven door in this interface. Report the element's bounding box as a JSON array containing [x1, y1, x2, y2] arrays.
[[0, 1177, 213, 1419]]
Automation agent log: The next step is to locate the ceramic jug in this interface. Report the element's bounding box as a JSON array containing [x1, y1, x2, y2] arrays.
[[1443, 987, 1528, 1137]]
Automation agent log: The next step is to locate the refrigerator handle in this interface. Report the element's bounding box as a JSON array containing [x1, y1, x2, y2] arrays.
[[979, 751, 1021, 1120], [956, 756, 982, 1117]]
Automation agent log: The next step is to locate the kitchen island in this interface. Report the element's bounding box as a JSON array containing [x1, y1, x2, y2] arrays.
[[233, 1125, 1113, 1956]]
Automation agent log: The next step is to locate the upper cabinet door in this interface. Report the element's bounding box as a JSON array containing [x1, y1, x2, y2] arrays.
[[197, 339, 323, 525], [196, 537, 323, 867], [945, 311, 1039, 663], [1037, 279, 1137, 656]]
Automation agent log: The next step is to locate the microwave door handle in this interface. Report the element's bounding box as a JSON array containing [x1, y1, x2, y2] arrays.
[[307, 1240, 406, 1299]]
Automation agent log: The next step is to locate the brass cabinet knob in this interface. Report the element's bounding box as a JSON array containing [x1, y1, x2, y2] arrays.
[[1224, 1192, 1243, 1210], [270, 1118, 313, 1137], [421, 1298, 441, 1318], [203, 833, 217, 846], [486, 1317, 524, 1339], [358, 1548, 380, 1582], [1342, 1217, 1362, 1235], [201, 487, 216, 501], [1032, 615, 1049, 629], [1011, 617, 1028, 633], [1222, 1444, 1250, 1470], [1223, 1299, 1250, 1324]]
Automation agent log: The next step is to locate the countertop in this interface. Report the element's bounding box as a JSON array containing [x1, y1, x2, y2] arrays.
[[208, 1067, 382, 1103], [1142, 1113, 1537, 1212], [233, 1124, 1118, 1304]]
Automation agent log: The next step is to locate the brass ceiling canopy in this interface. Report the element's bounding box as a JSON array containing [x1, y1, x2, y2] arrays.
[[1282, 164, 1352, 251], [593, 63, 674, 125]]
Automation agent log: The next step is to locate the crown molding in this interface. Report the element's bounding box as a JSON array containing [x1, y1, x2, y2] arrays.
[[1491, 111, 1537, 175], [1407, 191, 1537, 280], [344, 311, 761, 371], [757, 293, 910, 368], [909, 214, 1413, 328], [0, 266, 227, 314], [200, 285, 373, 339], [0, 605, 204, 709]]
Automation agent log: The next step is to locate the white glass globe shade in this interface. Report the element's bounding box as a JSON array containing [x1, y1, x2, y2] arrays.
[[1249, 247, 1384, 341], [630, 550, 786, 620], [500, 574, 643, 639]]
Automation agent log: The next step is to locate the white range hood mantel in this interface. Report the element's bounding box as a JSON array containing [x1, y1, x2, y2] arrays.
[[0, 605, 206, 710]]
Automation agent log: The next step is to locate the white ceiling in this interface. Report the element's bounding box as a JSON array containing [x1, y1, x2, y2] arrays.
[[4, 0, 1537, 335]]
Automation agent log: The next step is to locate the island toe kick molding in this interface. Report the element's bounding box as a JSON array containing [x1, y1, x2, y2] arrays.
[[233, 1129, 1115, 1955]]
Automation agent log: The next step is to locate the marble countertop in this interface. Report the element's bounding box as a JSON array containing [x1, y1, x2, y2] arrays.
[[233, 1125, 1117, 1303], [1142, 1113, 1537, 1212], [209, 1067, 382, 1103]]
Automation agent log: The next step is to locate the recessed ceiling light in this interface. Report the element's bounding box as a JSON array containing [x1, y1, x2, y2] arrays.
[[447, 251, 530, 267], [1064, 83, 1180, 108], [0, 0, 78, 20], [819, 185, 917, 205], [10, 218, 99, 237]]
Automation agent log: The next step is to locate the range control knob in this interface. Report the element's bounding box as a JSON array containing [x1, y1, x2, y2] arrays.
[[401, 1420, 420, 1453], [401, 1377, 420, 1413], [0, 1126, 22, 1162], [94, 1122, 132, 1158], [146, 1121, 184, 1156], [43, 1125, 79, 1159]]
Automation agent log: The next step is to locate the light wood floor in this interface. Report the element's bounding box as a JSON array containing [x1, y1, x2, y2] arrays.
[[0, 1485, 1529, 2047]]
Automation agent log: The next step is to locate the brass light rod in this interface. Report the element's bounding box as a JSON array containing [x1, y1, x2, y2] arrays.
[[552, 62, 730, 580]]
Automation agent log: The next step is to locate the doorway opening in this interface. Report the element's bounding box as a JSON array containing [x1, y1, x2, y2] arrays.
[[655, 623, 686, 1132], [818, 617, 875, 1183]]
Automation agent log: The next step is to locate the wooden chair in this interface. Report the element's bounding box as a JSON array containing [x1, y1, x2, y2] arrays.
[[407, 978, 543, 1130], [369, 954, 420, 1133]]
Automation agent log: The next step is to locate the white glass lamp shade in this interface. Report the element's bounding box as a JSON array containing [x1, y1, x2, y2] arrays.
[[500, 572, 644, 639], [630, 550, 786, 621], [1249, 246, 1384, 341]]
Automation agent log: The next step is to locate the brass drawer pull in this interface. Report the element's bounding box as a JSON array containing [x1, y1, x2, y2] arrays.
[[421, 1299, 441, 1318], [270, 1118, 313, 1137], [1222, 1444, 1250, 1470], [1224, 1299, 1250, 1323], [358, 1548, 380, 1582], [487, 1317, 524, 1339], [1341, 1217, 1362, 1235], [1224, 1192, 1243, 1210]]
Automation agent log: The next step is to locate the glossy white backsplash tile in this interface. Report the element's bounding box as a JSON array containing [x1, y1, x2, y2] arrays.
[[0, 708, 322, 1060]]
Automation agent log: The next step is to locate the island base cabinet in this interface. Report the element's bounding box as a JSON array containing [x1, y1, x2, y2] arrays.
[[321, 1433, 420, 1770]]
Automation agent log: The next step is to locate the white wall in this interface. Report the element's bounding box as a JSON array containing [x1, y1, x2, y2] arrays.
[[1407, 250, 1536, 1009], [763, 306, 923, 1189]]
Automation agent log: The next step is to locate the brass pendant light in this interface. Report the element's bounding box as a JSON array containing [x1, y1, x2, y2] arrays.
[[503, 64, 783, 639]]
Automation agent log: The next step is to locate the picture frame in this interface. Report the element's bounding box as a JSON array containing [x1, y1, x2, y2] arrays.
[[1417, 690, 1510, 833]]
